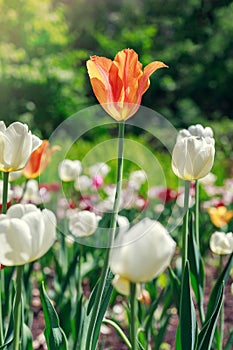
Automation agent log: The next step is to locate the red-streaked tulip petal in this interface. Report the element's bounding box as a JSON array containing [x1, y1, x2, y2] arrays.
[[140, 61, 168, 95], [109, 62, 124, 102], [114, 49, 143, 103]]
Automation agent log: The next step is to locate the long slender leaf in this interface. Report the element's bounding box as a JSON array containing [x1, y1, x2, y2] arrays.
[[206, 253, 233, 322], [197, 282, 224, 350], [40, 282, 68, 350], [91, 269, 114, 350], [224, 329, 233, 350], [180, 262, 197, 350], [21, 324, 33, 350], [168, 267, 181, 313], [188, 217, 205, 306]]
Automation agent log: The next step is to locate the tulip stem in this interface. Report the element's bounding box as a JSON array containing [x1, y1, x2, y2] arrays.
[[130, 283, 138, 350], [85, 121, 125, 350], [182, 181, 190, 275], [2, 172, 9, 214], [0, 171, 9, 344], [195, 180, 200, 249], [218, 255, 224, 350], [0, 270, 3, 345], [13, 266, 23, 350]]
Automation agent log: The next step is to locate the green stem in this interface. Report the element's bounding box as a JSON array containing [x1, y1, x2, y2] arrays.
[[195, 180, 205, 324], [182, 181, 190, 275], [0, 171, 9, 344], [0, 270, 3, 345], [77, 245, 83, 297], [195, 180, 200, 249], [85, 121, 125, 350], [218, 255, 224, 350], [13, 266, 23, 350], [130, 283, 138, 350], [2, 172, 9, 214], [103, 318, 132, 349]]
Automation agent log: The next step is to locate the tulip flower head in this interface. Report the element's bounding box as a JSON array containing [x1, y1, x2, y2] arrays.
[[172, 135, 215, 181], [0, 204, 56, 266], [23, 140, 60, 179], [208, 206, 233, 228], [69, 210, 101, 237], [210, 231, 233, 255], [0, 121, 41, 172], [86, 48, 167, 121], [58, 159, 82, 182], [177, 124, 214, 142], [110, 218, 176, 295]]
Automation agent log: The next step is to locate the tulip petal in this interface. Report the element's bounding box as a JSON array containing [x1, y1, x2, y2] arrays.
[[140, 61, 168, 95], [0, 218, 32, 265]]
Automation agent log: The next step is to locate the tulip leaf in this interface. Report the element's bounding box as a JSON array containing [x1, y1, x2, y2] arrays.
[[91, 269, 114, 350], [188, 217, 205, 316], [168, 267, 181, 312], [224, 329, 233, 350], [144, 289, 164, 337], [180, 262, 197, 350], [40, 282, 68, 350], [205, 253, 233, 322], [21, 323, 33, 350], [188, 220, 205, 302], [197, 282, 224, 350]]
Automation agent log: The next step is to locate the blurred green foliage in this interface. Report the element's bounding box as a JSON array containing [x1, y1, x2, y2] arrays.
[[0, 0, 232, 172]]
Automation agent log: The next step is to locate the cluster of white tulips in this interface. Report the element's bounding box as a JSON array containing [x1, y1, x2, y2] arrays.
[[1, 118, 232, 350]]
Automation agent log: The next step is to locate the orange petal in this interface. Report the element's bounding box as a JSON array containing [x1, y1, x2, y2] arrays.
[[140, 61, 168, 95], [114, 49, 143, 103]]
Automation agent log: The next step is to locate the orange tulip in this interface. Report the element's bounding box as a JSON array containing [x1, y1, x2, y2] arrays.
[[23, 140, 60, 179], [208, 206, 233, 228], [86, 48, 167, 121]]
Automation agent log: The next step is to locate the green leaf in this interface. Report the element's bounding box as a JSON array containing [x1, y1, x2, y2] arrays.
[[91, 270, 114, 350], [180, 262, 197, 350], [40, 282, 68, 350], [21, 324, 33, 350], [144, 289, 164, 337], [224, 329, 233, 350], [197, 282, 224, 350], [206, 253, 233, 321], [188, 218, 205, 306], [168, 267, 181, 312]]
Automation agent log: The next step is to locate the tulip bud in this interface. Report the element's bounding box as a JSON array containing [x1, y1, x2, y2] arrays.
[[172, 135, 215, 181], [69, 210, 101, 237], [210, 231, 233, 255], [0, 204, 56, 266], [110, 218, 176, 295], [0, 121, 41, 172], [58, 159, 82, 181]]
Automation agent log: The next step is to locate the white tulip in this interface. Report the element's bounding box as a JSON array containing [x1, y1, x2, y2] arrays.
[[69, 210, 101, 237], [177, 124, 214, 142], [198, 172, 217, 186], [128, 170, 147, 190], [74, 175, 92, 191], [172, 135, 215, 181], [0, 121, 41, 172], [110, 218, 176, 294], [0, 204, 56, 266], [89, 162, 110, 178], [58, 159, 82, 181], [210, 231, 233, 255], [176, 192, 195, 208]]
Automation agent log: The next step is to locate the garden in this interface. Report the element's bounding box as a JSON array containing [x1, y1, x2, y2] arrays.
[[0, 1, 233, 350]]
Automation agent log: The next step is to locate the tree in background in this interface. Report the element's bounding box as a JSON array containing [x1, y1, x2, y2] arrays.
[[0, 0, 232, 136]]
